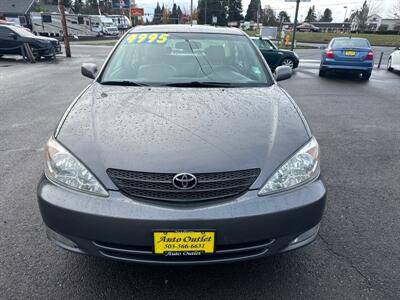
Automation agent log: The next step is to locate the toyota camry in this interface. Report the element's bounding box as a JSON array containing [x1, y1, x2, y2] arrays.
[[37, 25, 326, 264]]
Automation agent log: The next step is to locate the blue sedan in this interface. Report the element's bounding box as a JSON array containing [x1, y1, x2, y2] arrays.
[[319, 37, 374, 80]]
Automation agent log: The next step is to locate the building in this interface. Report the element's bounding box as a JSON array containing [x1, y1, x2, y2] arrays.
[[0, 0, 35, 28], [379, 19, 400, 31], [351, 14, 400, 32]]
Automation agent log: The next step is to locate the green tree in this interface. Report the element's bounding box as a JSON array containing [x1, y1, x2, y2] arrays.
[[261, 5, 278, 26], [227, 0, 243, 22], [304, 5, 317, 22], [245, 0, 259, 22], [354, 1, 370, 32], [81, 0, 100, 14], [39, 0, 71, 7], [72, 0, 83, 13], [177, 5, 182, 23], [319, 8, 333, 22], [171, 3, 178, 24], [153, 2, 162, 24], [278, 10, 290, 22], [197, 0, 227, 26]]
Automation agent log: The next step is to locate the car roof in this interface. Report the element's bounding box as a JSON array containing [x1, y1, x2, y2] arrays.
[[0, 24, 16, 30], [332, 37, 368, 40], [129, 25, 244, 35], [250, 37, 270, 40]]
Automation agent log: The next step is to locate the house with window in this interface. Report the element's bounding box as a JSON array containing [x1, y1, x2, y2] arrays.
[[350, 14, 399, 32], [0, 0, 35, 29]]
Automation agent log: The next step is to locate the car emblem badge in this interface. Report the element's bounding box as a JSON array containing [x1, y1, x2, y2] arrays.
[[172, 173, 197, 190]]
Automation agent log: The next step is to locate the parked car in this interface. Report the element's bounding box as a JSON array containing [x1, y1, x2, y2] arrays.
[[319, 37, 373, 80], [297, 23, 320, 32], [387, 47, 400, 72], [0, 24, 61, 60], [251, 37, 299, 70], [37, 25, 326, 265]]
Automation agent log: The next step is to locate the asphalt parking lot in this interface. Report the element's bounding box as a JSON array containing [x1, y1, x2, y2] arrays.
[[1, 45, 400, 299]]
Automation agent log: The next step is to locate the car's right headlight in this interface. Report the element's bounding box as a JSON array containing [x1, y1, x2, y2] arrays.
[[258, 137, 320, 196], [44, 136, 108, 197]]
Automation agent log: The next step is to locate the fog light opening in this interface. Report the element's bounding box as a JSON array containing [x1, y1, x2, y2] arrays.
[[46, 228, 78, 249], [289, 224, 320, 246]]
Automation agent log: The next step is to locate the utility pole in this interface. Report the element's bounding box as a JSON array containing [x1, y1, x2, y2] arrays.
[[344, 6, 348, 22], [190, 0, 193, 25], [290, 0, 300, 51], [58, 0, 71, 57], [131, 0, 135, 27], [257, 0, 261, 31], [205, 0, 207, 24]]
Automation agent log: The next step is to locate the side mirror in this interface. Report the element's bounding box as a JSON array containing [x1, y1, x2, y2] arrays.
[[8, 33, 17, 40], [81, 63, 98, 79], [274, 66, 292, 81], [319, 45, 327, 50]]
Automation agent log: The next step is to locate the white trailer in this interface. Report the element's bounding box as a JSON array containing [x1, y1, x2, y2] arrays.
[[90, 15, 119, 36], [107, 15, 131, 30], [30, 12, 97, 37], [29, 12, 127, 37]]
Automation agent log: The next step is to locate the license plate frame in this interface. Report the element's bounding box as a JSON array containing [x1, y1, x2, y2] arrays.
[[153, 230, 216, 256], [345, 50, 356, 56]]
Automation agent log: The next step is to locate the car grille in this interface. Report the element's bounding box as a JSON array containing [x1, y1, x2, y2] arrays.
[[107, 168, 260, 203], [93, 239, 275, 263]]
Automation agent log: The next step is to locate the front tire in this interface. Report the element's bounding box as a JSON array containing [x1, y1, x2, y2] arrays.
[[387, 57, 393, 71], [280, 58, 295, 69]]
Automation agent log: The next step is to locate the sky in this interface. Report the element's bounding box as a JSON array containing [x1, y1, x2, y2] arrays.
[[135, 0, 398, 22]]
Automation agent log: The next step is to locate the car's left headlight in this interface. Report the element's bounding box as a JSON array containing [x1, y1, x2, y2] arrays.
[[44, 136, 109, 197], [258, 137, 320, 196]]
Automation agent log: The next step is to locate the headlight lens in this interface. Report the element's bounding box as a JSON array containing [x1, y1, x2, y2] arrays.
[[258, 137, 320, 196], [45, 137, 108, 197]]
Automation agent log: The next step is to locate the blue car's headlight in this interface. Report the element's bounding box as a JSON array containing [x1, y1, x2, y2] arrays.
[[258, 137, 320, 196]]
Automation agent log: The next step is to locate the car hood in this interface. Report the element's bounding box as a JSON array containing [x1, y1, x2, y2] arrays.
[[277, 48, 297, 56], [56, 83, 310, 190], [31, 35, 58, 43]]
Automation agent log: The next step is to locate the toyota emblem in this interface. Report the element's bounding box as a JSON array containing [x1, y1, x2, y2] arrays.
[[172, 173, 197, 190]]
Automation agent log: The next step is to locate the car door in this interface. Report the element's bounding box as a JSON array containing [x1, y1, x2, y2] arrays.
[[0, 26, 21, 55], [263, 40, 282, 68], [255, 39, 279, 69], [393, 48, 400, 69]]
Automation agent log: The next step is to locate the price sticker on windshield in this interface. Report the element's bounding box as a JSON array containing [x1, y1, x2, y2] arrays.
[[126, 33, 168, 45]]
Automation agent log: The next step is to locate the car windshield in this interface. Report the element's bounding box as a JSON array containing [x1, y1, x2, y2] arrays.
[[252, 38, 276, 50], [331, 39, 370, 48], [100, 32, 272, 87], [10, 26, 36, 38]]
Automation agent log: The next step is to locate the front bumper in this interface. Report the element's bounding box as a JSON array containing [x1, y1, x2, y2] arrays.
[[37, 176, 327, 264]]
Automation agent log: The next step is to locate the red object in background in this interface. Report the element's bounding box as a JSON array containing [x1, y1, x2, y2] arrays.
[[131, 8, 144, 17]]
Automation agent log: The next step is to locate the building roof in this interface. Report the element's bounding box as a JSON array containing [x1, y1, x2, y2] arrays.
[[0, 0, 35, 14], [130, 25, 244, 35]]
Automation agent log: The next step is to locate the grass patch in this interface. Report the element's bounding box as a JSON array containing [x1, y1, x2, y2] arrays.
[[245, 30, 400, 47], [293, 32, 399, 47], [76, 40, 118, 46]]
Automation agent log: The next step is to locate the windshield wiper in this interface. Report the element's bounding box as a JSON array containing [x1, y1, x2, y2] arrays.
[[164, 81, 233, 87], [100, 80, 146, 86]]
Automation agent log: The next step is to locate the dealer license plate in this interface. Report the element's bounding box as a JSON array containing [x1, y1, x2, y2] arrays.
[[345, 50, 356, 56], [153, 231, 215, 255]]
